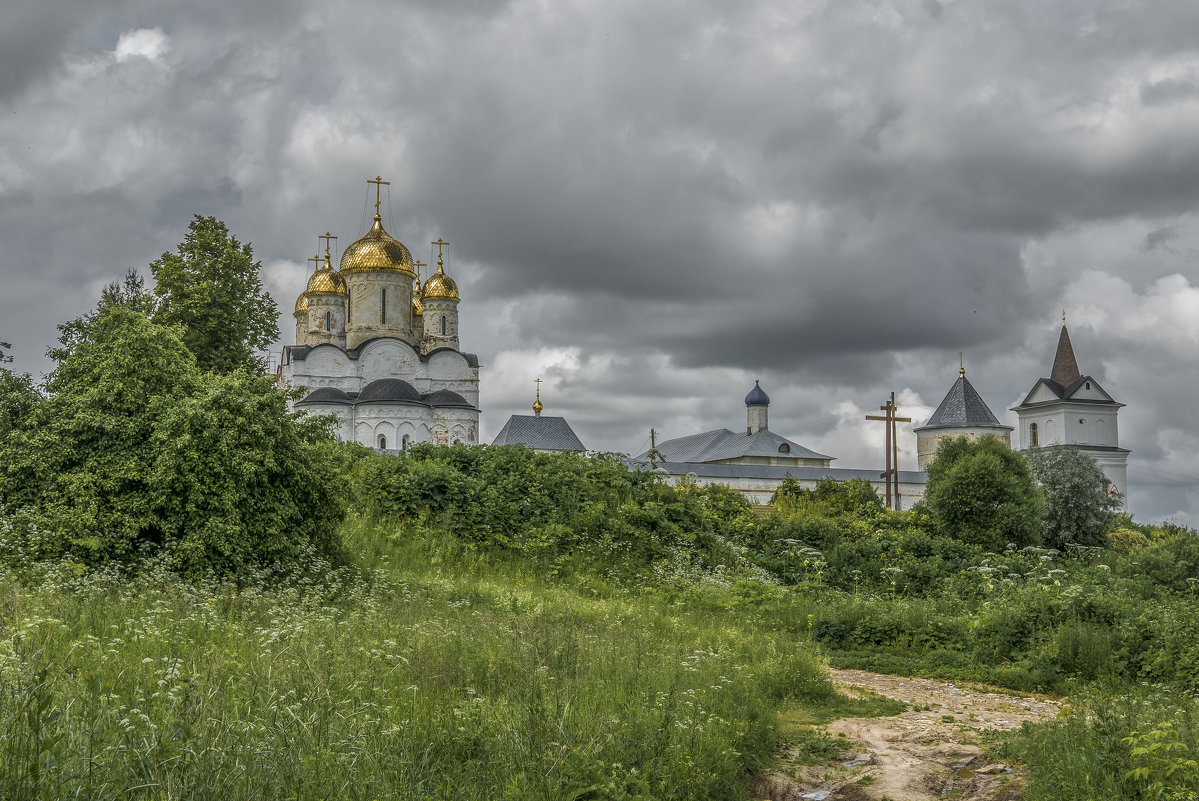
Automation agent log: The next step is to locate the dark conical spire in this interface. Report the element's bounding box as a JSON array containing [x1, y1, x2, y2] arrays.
[[1051, 325, 1081, 386]]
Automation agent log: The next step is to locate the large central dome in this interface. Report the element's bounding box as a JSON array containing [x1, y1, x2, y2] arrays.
[[340, 215, 415, 276]]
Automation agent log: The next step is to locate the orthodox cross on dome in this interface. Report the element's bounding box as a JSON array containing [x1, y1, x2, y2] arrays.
[[960, 352, 965, 378], [367, 175, 390, 217], [307, 255, 321, 273], [1062, 310, 1067, 325], [319, 231, 337, 263], [432, 238, 449, 272], [414, 259, 426, 285], [533, 377, 543, 416]]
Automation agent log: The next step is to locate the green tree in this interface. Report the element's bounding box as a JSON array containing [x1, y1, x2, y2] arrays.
[[151, 215, 279, 373], [49, 268, 155, 362], [0, 305, 344, 575], [923, 435, 1044, 551], [0, 339, 38, 438], [1027, 446, 1119, 549]]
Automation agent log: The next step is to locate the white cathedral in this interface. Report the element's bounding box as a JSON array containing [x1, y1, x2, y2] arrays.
[[279, 179, 480, 449]]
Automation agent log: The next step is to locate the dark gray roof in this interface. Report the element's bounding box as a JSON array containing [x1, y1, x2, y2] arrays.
[[491, 415, 585, 451], [1012, 375, 1123, 410], [297, 383, 477, 409], [1051, 325, 1081, 385], [358, 378, 424, 404], [422, 388, 473, 408], [914, 374, 1012, 432], [642, 428, 832, 463], [647, 460, 927, 484], [744, 381, 770, 407]]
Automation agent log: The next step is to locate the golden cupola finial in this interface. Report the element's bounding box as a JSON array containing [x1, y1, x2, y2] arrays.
[[422, 238, 460, 300], [532, 377, 543, 416], [412, 259, 426, 317], [339, 176, 415, 276], [305, 234, 348, 297], [295, 255, 320, 315], [959, 352, 965, 379]]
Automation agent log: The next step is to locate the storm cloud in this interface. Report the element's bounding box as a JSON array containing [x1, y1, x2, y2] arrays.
[[4, 0, 1199, 521]]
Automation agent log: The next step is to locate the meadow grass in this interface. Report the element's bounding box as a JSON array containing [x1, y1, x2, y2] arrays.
[[0, 515, 839, 800]]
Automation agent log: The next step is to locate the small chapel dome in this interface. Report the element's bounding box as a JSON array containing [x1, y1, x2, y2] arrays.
[[422, 263, 460, 301], [294, 293, 309, 315], [340, 216, 415, 276], [745, 380, 770, 407], [413, 281, 424, 317], [305, 263, 348, 296]]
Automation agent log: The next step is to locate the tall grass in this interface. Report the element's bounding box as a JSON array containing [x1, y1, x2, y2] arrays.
[[0, 515, 834, 800]]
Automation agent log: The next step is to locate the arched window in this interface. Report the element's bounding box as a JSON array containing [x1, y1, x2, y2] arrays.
[[441, 315, 447, 335], [325, 310, 331, 331], [1029, 422, 1038, 447], [381, 289, 387, 324], [378, 434, 387, 449], [401, 434, 410, 450], [778, 443, 791, 453]]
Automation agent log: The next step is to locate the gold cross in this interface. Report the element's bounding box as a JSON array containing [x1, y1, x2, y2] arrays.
[[367, 176, 390, 216], [307, 255, 321, 273], [1062, 309, 1067, 325], [432, 238, 449, 269], [319, 231, 337, 258], [534, 377, 542, 393], [414, 259, 426, 282]]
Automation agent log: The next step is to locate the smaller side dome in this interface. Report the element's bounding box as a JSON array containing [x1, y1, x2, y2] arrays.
[[413, 287, 424, 317], [745, 380, 770, 407], [423, 261, 460, 301], [358, 378, 424, 404], [306, 264, 348, 296], [294, 293, 309, 315]]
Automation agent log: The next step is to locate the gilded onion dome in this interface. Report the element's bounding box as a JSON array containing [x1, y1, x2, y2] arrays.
[[340, 215, 415, 276], [294, 293, 309, 315], [422, 261, 460, 301], [412, 288, 424, 317], [305, 256, 348, 296]]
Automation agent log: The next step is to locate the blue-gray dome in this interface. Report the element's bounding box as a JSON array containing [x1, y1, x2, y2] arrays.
[[744, 381, 770, 407], [358, 378, 424, 404], [423, 388, 473, 408], [297, 387, 353, 405]]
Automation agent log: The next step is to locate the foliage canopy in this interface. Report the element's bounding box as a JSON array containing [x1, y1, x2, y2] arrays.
[[1027, 446, 1118, 549], [922, 435, 1044, 551], [151, 215, 279, 374]]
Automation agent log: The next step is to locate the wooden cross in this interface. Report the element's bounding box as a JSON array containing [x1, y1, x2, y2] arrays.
[[368, 176, 390, 215], [432, 238, 449, 269], [865, 392, 912, 511], [319, 232, 337, 263]]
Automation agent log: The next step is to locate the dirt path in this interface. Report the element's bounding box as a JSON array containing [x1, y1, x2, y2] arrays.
[[752, 669, 1061, 801]]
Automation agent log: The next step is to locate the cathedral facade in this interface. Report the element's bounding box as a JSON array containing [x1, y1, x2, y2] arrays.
[[279, 180, 480, 449]]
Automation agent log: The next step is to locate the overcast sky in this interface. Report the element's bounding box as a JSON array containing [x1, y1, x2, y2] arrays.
[[4, 0, 1199, 523]]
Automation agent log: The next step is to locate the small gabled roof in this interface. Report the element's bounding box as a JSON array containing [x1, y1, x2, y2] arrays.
[[491, 415, 585, 452], [914, 373, 1012, 432], [645, 428, 832, 463]]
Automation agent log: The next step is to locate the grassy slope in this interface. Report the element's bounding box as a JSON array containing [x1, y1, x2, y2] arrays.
[[0, 515, 848, 801]]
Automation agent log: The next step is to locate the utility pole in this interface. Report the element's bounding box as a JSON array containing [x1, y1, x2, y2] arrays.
[[866, 392, 911, 511]]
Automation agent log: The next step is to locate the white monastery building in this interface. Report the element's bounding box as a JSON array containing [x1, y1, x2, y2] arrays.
[[1012, 320, 1129, 505], [279, 178, 480, 449]]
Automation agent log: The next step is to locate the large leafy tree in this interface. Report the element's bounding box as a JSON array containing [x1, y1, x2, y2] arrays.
[[923, 435, 1044, 551], [1027, 446, 1118, 549], [151, 215, 279, 374], [0, 339, 38, 438], [0, 304, 345, 575]]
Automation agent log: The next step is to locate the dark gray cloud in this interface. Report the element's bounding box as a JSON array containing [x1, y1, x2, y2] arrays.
[[4, 0, 1199, 522]]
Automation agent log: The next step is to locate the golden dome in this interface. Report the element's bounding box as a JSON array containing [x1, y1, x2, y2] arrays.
[[412, 294, 424, 317], [294, 293, 309, 315], [340, 215, 414, 276], [422, 261, 460, 301], [305, 261, 348, 296]]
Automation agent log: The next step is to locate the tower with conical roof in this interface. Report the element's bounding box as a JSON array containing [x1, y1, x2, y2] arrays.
[[745, 380, 769, 435], [914, 359, 1013, 470], [1012, 316, 1129, 505]]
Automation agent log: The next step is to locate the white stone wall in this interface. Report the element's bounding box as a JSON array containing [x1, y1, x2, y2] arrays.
[[305, 295, 346, 348], [747, 406, 768, 435], [660, 472, 926, 508], [345, 272, 415, 348], [1016, 403, 1120, 449], [421, 298, 459, 351]]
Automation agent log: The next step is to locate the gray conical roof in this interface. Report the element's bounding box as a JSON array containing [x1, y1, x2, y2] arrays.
[[914, 374, 1011, 431], [1051, 325, 1081, 386]]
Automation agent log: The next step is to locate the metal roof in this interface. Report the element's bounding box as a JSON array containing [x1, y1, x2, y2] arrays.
[[644, 428, 832, 463], [491, 415, 586, 452], [647, 460, 927, 484], [914, 374, 1011, 432]]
